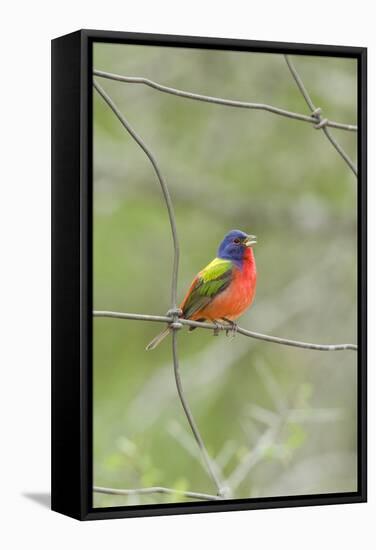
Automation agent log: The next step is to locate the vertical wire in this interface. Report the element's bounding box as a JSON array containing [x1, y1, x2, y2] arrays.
[[94, 80, 224, 496], [284, 55, 357, 177]]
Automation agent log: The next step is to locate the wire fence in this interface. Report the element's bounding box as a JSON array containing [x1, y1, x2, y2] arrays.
[[93, 54, 358, 503]]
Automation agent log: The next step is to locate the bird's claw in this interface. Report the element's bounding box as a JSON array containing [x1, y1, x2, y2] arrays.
[[223, 319, 238, 339], [225, 330, 237, 340], [212, 321, 221, 336], [211, 319, 237, 338]]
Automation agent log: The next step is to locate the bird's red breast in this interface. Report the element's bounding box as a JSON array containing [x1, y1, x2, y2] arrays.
[[187, 248, 257, 322]]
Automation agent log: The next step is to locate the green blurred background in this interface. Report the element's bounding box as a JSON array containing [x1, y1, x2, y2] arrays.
[[93, 43, 357, 507]]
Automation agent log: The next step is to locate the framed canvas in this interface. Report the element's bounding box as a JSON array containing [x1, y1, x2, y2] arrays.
[[51, 29, 367, 520]]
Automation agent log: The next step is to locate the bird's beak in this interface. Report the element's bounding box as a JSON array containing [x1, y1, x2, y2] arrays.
[[244, 234, 257, 247]]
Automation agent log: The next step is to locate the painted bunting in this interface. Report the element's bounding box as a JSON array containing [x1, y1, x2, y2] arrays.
[[146, 229, 257, 350]]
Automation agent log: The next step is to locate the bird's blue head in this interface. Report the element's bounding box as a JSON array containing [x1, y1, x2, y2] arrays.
[[217, 229, 257, 268]]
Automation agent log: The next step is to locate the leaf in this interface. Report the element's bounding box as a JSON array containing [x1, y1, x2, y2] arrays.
[[286, 423, 307, 450]]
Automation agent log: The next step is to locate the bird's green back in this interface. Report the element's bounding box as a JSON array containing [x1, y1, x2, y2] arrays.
[[182, 258, 233, 318]]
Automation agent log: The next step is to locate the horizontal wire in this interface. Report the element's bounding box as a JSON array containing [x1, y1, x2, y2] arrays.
[[94, 485, 221, 501], [93, 311, 357, 352], [93, 69, 357, 132]]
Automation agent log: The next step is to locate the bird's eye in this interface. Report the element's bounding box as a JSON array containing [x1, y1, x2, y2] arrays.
[[233, 238, 241, 244]]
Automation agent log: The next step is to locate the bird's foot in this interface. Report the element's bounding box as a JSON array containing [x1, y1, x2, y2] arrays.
[[212, 320, 221, 337], [223, 318, 238, 339]]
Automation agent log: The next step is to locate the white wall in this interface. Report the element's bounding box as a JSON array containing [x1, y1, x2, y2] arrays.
[[1, 1, 373, 548]]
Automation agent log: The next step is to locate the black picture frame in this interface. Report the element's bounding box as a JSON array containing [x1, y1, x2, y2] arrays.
[[51, 29, 367, 521]]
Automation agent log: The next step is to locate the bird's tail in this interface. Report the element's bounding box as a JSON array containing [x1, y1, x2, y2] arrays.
[[145, 327, 171, 351]]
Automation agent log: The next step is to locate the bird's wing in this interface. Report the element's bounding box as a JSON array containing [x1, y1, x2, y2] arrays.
[[181, 257, 234, 319]]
